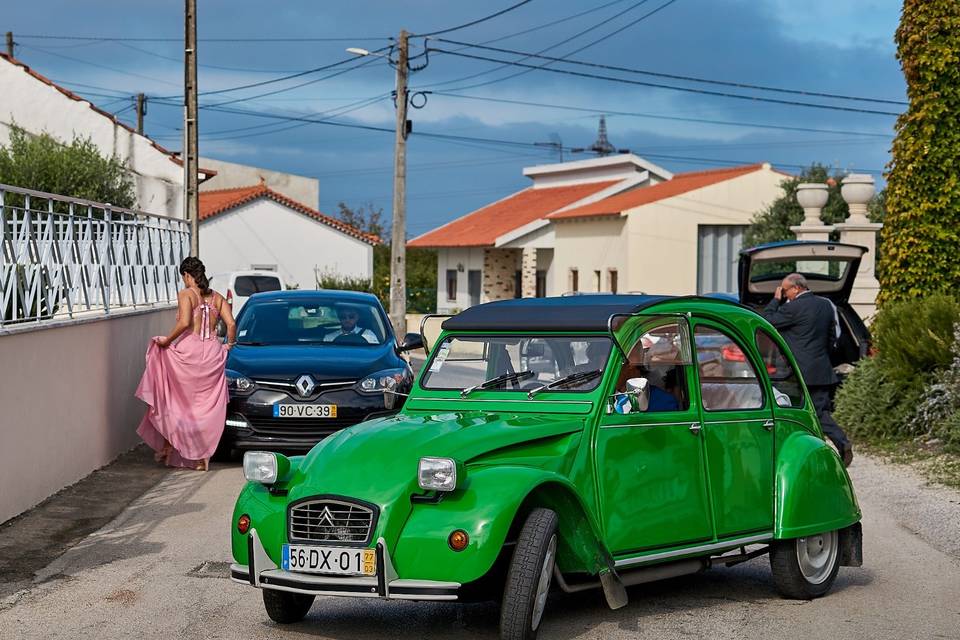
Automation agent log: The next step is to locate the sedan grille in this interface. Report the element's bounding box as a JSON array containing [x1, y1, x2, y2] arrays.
[[288, 498, 377, 545]]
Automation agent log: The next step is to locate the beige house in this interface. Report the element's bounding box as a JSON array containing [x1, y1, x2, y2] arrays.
[[410, 156, 788, 312]]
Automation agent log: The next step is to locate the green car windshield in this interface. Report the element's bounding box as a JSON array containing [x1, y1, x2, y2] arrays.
[[421, 335, 613, 393]]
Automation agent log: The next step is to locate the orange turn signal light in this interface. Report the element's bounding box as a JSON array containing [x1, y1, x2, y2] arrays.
[[237, 514, 251, 535], [448, 529, 469, 551]]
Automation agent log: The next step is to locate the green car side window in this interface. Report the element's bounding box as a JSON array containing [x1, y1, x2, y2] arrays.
[[755, 329, 805, 408], [694, 325, 764, 411], [615, 323, 691, 411]]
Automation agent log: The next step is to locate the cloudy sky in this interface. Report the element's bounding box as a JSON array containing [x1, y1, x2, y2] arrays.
[[6, 0, 904, 237]]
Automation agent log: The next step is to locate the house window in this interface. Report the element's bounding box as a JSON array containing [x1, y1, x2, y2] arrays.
[[569, 268, 579, 293], [608, 269, 618, 294], [697, 225, 747, 294], [536, 270, 547, 298], [446, 269, 458, 302], [594, 270, 602, 292]]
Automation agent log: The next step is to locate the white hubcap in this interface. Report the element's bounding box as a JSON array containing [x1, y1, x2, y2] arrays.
[[531, 534, 557, 631], [796, 530, 838, 584]]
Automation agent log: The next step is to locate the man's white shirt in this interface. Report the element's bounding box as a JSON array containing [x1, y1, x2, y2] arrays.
[[324, 326, 379, 344]]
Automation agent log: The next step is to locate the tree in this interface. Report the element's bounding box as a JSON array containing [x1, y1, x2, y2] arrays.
[[744, 163, 885, 248], [321, 202, 438, 314], [335, 201, 385, 240], [0, 125, 135, 207], [878, 0, 960, 303]]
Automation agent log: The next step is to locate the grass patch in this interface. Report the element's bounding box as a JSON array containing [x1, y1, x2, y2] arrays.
[[856, 437, 960, 489]]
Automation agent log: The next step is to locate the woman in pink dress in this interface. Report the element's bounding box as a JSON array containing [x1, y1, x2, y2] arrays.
[[136, 257, 237, 470]]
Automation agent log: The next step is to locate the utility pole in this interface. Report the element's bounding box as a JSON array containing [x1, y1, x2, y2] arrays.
[[389, 30, 410, 336], [135, 93, 146, 135], [184, 0, 199, 257], [5, 32, 14, 58]]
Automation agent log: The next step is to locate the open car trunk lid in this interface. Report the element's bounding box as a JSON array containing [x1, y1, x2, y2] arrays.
[[738, 241, 867, 306], [738, 240, 872, 366]]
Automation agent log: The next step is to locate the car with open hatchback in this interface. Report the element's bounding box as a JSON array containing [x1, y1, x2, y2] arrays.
[[230, 295, 863, 640]]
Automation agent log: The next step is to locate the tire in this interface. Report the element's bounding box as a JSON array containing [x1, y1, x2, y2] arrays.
[[500, 508, 559, 640], [769, 530, 840, 599], [262, 588, 315, 624]]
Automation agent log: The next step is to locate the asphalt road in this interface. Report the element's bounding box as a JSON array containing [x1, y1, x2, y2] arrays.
[[1, 455, 958, 640]]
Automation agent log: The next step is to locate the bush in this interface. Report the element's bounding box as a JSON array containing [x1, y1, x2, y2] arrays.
[[834, 356, 926, 441], [871, 293, 960, 379]]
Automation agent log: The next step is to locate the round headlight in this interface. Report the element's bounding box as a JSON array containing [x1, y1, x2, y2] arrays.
[[360, 377, 377, 391]]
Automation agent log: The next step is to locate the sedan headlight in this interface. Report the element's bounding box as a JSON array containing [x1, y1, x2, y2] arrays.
[[227, 369, 254, 395], [243, 451, 289, 485], [358, 367, 411, 393], [418, 457, 459, 492]]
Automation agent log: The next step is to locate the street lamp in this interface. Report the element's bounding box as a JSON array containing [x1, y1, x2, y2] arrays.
[[347, 35, 410, 336]]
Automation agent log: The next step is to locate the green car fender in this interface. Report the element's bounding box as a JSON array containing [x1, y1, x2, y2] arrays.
[[775, 431, 861, 539], [391, 465, 609, 584], [231, 457, 307, 566]]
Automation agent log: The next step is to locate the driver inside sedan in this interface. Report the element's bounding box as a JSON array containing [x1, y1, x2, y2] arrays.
[[324, 304, 380, 344]]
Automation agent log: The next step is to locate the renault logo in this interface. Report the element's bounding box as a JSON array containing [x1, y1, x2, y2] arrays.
[[295, 375, 316, 398]]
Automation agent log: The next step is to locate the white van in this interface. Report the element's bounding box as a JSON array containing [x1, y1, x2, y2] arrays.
[[208, 270, 286, 315]]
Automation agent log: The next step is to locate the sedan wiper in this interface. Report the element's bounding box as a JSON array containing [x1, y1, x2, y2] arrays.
[[527, 369, 602, 399], [461, 370, 533, 397], [235, 340, 266, 346]]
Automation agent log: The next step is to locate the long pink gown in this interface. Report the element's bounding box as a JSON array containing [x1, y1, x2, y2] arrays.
[[136, 289, 229, 469]]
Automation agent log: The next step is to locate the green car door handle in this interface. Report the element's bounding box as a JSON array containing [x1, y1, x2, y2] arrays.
[[689, 423, 702, 435], [763, 420, 775, 431]]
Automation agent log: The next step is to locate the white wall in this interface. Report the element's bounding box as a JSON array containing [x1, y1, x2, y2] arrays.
[[0, 307, 175, 524], [200, 198, 373, 289], [0, 57, 185, 217], [625, 167, 786, 295], [435, 247, 485, 313], [552, 217, 629, 294], [199, 157, 320, 210]]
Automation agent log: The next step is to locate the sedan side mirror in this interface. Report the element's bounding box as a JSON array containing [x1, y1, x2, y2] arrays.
[[398, 332, 424, 353]]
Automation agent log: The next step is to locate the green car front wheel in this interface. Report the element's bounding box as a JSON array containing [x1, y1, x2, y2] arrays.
[[500, 508, 559, 640], [263, 589, 315, 624]]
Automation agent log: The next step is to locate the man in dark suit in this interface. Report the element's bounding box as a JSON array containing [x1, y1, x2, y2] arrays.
[[763, 273, 853, 466]]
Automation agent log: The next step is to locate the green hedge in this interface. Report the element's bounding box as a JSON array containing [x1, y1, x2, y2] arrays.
[[878, 0, 960, 303]]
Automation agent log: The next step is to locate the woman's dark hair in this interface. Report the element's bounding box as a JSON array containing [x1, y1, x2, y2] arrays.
[[179, 257, 211, 295]]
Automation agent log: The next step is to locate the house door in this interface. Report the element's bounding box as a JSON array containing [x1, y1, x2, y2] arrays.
[[596, 320, 713, 555], [468, 270, 481, 307], [692, 320, 775, 537]]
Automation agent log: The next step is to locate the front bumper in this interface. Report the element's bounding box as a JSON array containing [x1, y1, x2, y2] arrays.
[[231, 528, 460, 601]]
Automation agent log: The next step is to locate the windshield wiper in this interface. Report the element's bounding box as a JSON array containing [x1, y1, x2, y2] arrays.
[[235, 340, 266, 346], [461, 370, 533, 398], [527, 369, 602, 399]]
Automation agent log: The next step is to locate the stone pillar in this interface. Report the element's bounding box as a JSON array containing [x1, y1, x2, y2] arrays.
[[482, 248, 517, 303], [520, 247, 537, 298], [790, 183, 833, 275], [836, 174, 881, 322]]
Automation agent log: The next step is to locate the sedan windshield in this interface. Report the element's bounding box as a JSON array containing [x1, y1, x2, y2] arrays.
[[421, 336, 612, 394], [236, 298, 388, 346]]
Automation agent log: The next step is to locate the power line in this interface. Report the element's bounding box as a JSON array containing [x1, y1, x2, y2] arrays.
[[479, 0, 635, 45], [417, 0, 660, 91], [432, 92, 893, 138], [113, 41, 309, 74], [15, 34, 389, 43], [436, 39, 907, 106], [148, 98, 886, 174], [414, 0, 536, 37], [429, 48, 902, 116], [18, 43, 181, 88]]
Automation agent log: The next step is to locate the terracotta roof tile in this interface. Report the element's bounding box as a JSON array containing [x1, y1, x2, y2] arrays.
[[548, 164, 768, 220], [199, 185, 380, 245], [408, 181, 619, 248]]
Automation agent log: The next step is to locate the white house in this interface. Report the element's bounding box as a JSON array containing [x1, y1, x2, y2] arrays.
[[199, 184, 379, 289], [410, 155, 788, 313], [0, 53, 214, 216]]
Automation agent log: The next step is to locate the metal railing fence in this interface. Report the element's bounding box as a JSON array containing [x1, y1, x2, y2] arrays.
[[0, 183, 190, 326]]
